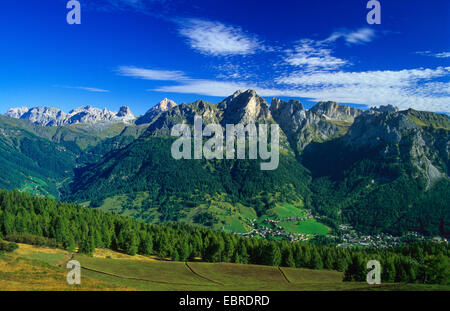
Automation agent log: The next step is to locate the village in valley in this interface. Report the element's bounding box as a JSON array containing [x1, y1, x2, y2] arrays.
[[236, 209, 448, 248]]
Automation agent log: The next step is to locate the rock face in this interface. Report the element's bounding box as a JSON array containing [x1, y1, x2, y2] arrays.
[[218, 90, 272, 125], [343, 110, 449, 188], [270, 98, 363, 153], [117, 106, 135, 122], [5, 105, 136, 126], [344, 110, 417, 148], [309, 101, 363, 122], [5, 107, 29, 119], [18, 107, 66, 126]]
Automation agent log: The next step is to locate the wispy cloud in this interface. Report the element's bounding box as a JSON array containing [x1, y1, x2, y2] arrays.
[[137, 66, 450, 113], [274, 67, 450, 112], [116, 66, 189, 81], [325, 28, 376, 45], [284, 39, 348, 72], [77, 86, 110, 93], [436, 52, 450, 58], [276, 67, 450, 87], [55, 85, 110, 93], [177, 18, 262, 56], [281, 28, 376, 72], [416, 51, 450, 59]]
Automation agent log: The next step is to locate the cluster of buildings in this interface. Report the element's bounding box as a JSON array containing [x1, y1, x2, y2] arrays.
[[239, 226, 311, 242], [335, 224, 448, 248], [237, 217, 313, 242]]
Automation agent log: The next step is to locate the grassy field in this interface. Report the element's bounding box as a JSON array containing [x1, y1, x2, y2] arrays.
[[266, 202, 307, 218], [0, 244, 128, 291], [256, 203, 330, 236], [1, 243, 449, 291], [279, 219, 330, 235]]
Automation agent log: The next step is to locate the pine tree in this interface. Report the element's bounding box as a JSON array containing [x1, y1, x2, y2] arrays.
[[344, 255, 366, 282]]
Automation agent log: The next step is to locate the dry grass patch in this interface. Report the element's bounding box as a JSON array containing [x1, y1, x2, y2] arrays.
[[0, 253, 130, 291], [93, 248, 159, 261]]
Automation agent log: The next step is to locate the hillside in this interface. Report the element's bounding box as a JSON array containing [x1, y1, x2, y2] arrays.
[[0, 115, 142, 198], [0, 116, 79, 198], [67, 136, 311, 227], [302, 109, 450, 236]]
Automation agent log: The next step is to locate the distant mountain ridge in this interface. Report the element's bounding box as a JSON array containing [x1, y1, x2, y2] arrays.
[[5, 105, 136, 126]]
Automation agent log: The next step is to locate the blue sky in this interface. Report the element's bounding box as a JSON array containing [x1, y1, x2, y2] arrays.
[[0, 0, 449, 115]]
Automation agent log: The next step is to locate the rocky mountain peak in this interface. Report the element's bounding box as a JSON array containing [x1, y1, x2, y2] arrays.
[[219, 89, 271, 125], [310, 101, 362, 122], [370, 105, 400, 114], [154, 98, 177, 112], [270, 98, 304, 114], [135, 98, 177, 125], [117, 106, 133, 117], [117, 106, 135, 122]]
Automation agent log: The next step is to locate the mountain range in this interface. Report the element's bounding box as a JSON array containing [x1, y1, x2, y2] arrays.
[[6, 105, 136, 126], [2, 90, 449, 238]]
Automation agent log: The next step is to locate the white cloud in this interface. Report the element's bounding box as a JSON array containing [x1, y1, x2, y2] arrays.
[[435, 52, 450, 58], [292, 84, 450, 113], [117, 61, 450, 113], [177, 19, 262, 56], [282, 27, 376, 72], [149, 67, 450, 113], [117, 66, 189, 81], [414, 81, 450, 95], [325, 28, 376, 45], [416, 51, 450, 59], [214, 62, 258, 80], [75, 86, 110, 93], [274, 67, 450, 112], [56, 85, 110, 93], [284, 39, 348, 71], [276, 67, 450, 87]]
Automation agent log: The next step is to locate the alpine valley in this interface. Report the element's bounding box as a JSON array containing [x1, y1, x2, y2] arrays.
[[2, 89, 449, 242]]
